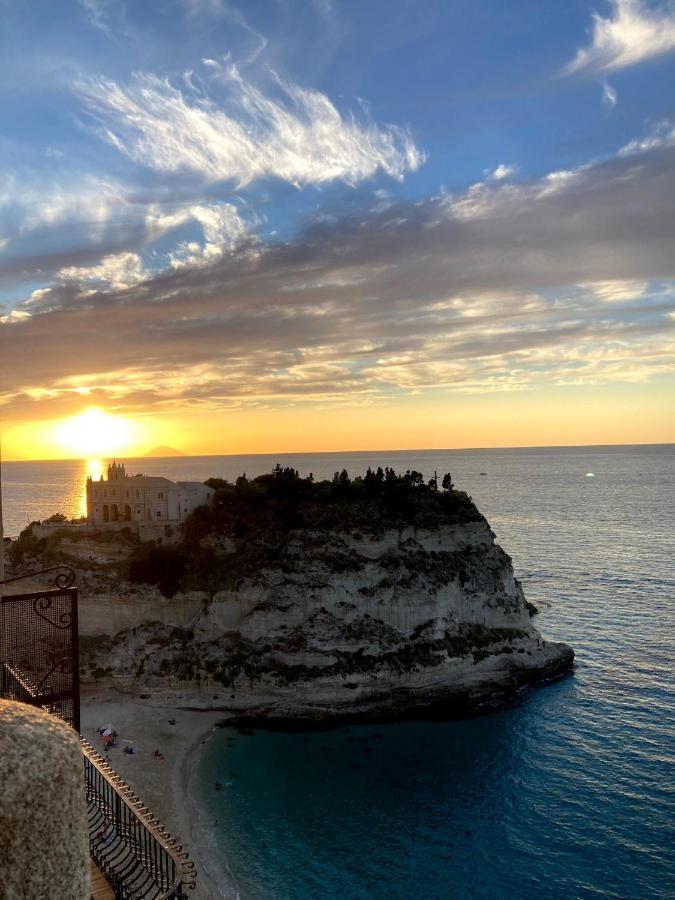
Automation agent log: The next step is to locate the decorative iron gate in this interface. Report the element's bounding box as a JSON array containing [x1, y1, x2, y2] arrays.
[[0, 567, 80, 730]]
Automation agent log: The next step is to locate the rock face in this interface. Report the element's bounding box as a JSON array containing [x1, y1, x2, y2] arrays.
[[79, 519, 574, 723], [0, 700, 90, 900]]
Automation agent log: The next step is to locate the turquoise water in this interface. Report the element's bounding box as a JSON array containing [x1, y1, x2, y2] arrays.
[[5, 445, 675, 897], [195, 445, 674, 899]]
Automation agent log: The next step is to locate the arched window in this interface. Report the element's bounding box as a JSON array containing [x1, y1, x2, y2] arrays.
[[124, 504, 132, 521], [103, 505, 110, 522], [111, 504, 119, 522]]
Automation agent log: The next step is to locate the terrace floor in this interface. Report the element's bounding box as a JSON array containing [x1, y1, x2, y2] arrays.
[[91, 859, 114, 900]]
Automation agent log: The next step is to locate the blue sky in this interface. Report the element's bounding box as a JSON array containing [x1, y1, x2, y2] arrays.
[[1, 0, 674, 453]]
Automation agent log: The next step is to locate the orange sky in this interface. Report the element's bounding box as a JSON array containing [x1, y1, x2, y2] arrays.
[[3, 381, 673, 461]]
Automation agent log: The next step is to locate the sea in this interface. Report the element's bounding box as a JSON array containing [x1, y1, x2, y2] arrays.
[[3, 445, 674, 899]]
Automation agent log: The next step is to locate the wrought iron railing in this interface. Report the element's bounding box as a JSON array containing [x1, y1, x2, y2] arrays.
[[0, 567, 80, 729], [1, 566, 196, 897], [83, 740, 196, 898]]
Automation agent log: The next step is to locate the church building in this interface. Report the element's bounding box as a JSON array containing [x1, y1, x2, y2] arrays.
[[86, 462, 214, 525]]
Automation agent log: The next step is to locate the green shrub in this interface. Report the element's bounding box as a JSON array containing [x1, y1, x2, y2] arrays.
[[127, 542, 186, 597]]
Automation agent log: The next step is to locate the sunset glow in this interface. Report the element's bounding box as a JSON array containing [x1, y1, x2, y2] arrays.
[[0, 1, 673, 460], [50, 408, 143, 460]]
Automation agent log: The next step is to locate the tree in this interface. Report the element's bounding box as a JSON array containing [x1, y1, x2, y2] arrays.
[[44, 512, 67, 524], [441, 473, 454, 491]]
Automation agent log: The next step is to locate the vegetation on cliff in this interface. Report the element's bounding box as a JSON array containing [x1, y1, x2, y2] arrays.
[[126, 466, 484, 596], [9, 522, 138, 572]]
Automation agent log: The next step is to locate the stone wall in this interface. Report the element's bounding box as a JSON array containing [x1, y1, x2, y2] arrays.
[[0, 700, 90, 899]]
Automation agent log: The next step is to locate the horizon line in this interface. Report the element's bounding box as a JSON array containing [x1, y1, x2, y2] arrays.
[[3, 441, 674, 464]]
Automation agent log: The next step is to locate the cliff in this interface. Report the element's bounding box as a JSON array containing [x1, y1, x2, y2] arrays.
[[9, 467, 574, 723]]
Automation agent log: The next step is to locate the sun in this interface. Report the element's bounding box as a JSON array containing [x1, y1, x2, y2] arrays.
[[51, 407, 141, 459]]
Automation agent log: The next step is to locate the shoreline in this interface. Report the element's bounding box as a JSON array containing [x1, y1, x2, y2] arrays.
[[181, 713, 242, 900], [81, 690, 237, 900], [78, 654, 573, 895]]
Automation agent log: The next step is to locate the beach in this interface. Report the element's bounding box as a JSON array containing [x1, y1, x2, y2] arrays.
[[81, 689, 236, 900]]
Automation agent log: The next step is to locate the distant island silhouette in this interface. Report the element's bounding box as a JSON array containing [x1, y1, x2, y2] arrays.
[[143, 445, 185, 457]]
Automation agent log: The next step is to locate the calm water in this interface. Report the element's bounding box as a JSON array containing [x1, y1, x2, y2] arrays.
[[4, 446, 675, 898]]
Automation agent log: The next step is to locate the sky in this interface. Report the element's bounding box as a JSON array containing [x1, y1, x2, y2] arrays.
[[1, 0, 674, 459]]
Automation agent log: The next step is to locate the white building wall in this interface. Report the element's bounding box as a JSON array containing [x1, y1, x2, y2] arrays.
[[168, 483, 213, 521], [87, 473, 212, 525]]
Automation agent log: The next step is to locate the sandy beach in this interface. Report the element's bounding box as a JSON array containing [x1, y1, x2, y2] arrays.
[[81, 689, 238, 900]]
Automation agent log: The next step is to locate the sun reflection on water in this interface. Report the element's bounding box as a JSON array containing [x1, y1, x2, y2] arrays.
[[76, 459, 104, 518]]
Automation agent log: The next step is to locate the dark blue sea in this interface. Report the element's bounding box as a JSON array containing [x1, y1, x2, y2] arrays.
[[4, 445, 674, 898]]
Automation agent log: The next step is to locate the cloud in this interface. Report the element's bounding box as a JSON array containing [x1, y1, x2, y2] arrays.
[[563, 0, 675, 75], [0, 174, 161, 282], [181, 0, 226, 13], [619, 119, 675, 155], [169, 203, 253, 269], [0, 170, 254, 285], [0, 174, 129, 239], [0, 310, 31, 325], [602, 81, 618, 108], [78, 0, 114, 33], [582, 279, 649, 301], [2, 126, 674, 419], [58, 251, 145, 290], [486, 163, 516, 181], [77, 0, 135, 43], [76, 63, 424, 188], [181, 1, 268, 65]]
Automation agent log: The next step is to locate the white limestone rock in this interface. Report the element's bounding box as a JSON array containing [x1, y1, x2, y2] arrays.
[[78, 520, 574, 722]]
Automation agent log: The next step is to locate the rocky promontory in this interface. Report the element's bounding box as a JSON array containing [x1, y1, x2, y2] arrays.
[[8, 466, 574, 724]]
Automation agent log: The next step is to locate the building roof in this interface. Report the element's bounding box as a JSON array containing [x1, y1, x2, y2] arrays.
[[127, 476, 175, 486], [92, 473, 212, 489]]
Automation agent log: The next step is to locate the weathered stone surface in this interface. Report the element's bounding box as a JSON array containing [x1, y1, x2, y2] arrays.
[[0, 700, 90, 900]]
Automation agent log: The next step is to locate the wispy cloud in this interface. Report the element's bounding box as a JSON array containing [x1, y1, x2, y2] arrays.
[[602, 80, 618, 108], [180, 0, 268, 65], [581, 279, 648, 301], [563, 0, 675, 75], [78, 0, 115, 34], [0, 174, 130, 240], [77, 0, 136, 44], [619, 119, 675, 155], [76, 63, 424, 188]]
